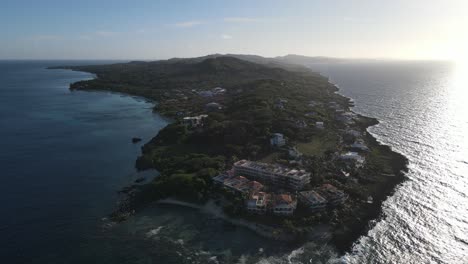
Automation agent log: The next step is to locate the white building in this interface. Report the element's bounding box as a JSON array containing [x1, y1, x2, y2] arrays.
[[340, 152, 365, 167], [182, 114, 208, 127], [315, 121, 324, 129], [246, 192, 270, 214], [270, 133, 286, 147], [350, 141, 369, 152], [233, 160, 310, 190]]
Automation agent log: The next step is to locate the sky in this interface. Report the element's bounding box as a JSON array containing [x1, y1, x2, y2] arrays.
[[1, 0, 467, 60]]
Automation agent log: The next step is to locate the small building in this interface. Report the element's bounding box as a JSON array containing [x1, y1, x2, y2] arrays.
[[199, 90, 214, 97], [246, 192, 270, 214], [298, 190, 327, 211], [350, 141, 369, 152], [315, 121, 324, 129], [212, 87, 226, 94], [205, 102, 223, 111], [340, 151, 365, 166], [270, 133, 286, 147], [345, 129, 361, 138], [316, 184, 348, 206], [288, 147, 302, 159], [295, 120, 308, 128], [274, 98, 288, 110], [271, 194, 297, 216], [182, 114, 208, 128]]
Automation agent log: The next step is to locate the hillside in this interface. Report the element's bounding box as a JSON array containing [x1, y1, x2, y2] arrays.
[[56, 56, 318, 95], [53, 55, 408, 253]]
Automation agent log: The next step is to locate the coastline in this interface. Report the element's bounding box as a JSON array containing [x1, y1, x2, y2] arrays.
[[53, 62, 409, 255]]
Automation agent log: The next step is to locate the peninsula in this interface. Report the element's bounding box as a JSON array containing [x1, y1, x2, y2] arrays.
[[51, 54, 408, 253]]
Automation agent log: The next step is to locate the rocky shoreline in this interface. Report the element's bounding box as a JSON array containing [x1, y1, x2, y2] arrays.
[[54, 57, 409, 255]]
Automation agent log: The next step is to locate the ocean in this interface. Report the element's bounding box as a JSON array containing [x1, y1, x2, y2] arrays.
[[307, 61, 468, 264], [0, 60, 466, 263]]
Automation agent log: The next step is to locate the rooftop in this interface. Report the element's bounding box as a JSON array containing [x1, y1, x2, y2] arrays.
[[234, 160, 310, 180]]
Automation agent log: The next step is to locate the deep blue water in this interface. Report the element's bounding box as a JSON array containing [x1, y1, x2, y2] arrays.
[[2, 60, 466, 264], [0, 61, 168, 262]]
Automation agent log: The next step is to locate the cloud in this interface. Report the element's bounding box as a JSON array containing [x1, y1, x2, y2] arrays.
[[173, 21, 204, 28], [221, 34, 233, 39], [224, 17, 261, 23]]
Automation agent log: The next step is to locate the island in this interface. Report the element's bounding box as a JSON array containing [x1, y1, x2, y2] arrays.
[[51, 54, 408, 253]]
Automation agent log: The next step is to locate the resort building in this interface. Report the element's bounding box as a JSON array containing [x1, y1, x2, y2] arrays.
[[213, 174, 264, 194], [298, 190, 327, 211], [233, 160, 310, 190], [270, 133, 286, 147], [182, 114, 208, 128], [271, 194, 297, 216], [246, 192, 270, 214], [316, 184, 348, 206]]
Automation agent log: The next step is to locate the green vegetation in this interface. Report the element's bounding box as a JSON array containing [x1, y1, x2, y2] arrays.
[[296, 130, 339, 156], [56, 55, 408, 253]]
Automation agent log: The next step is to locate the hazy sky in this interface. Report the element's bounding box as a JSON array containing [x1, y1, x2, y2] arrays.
[[1, 0, 467, 60]]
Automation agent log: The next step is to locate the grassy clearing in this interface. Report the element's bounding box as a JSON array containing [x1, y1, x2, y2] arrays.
[[296, 130, 338, 156]]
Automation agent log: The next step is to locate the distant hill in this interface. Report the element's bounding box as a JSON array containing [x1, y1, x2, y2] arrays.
[[53, 55, 326, 93], [274, 54, 346, 65]]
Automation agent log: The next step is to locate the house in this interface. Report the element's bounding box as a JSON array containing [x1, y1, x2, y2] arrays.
[[246, 192, 270, 214], [308, 100, 319, 107], [205, 102, 223, 111], [295, 120, 308, 128], [270, 133, 286, 147], [233, 160, 310, 190], [315, 121, 324, 129], [345, 129, 361, 138], [199, 90, 214, 97], [274, 98, 288, 110], [340, 152, 365, 166], [298, 190, 327, 211], [316, 184, 348, 206], [212, 87, 226, 94], [350, 141, 369, 152], [305, 111, 317, 118], [271, 194, 297, 216], [288, 147, 302, 159], [182, 114, 208, 128], [336, 112, 356, 125]]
